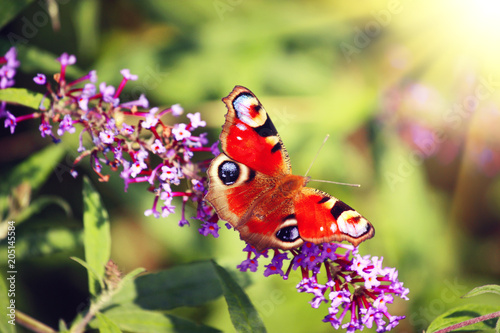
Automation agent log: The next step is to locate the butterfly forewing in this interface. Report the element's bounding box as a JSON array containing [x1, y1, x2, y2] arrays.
[[220, 86, 291, 176]]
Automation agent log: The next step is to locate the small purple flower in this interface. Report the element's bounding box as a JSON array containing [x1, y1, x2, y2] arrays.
[[192, 179, 205, 192], [144, 208, 160, 218], [142, 107, 159, 129], [121, 94, 149, 109], [78, 97, 89, 111], [88, 70, 97, 83], [199, 221, 220, 238], [130, 160, 147, 178], [57, 53, 76, 66], [319, 242, 338, 261], [39, 121, 53, 138], [161, 201, 176, 217], [114, 69, 138, 98], [160, 165, 180, 183], [263, 252, 288, 277], [82, 83, 96, 97], [351, 253, 371, 275], [364, 273, 381, 289], [160, 183, 173, 198], [187, 112, 206, 129], [171, 104, 183, 116], [323, 309, 342, 329], [210, 141, 221, 156], [99, 82, 119, 105], [172, 123, 191, 141], [4, 111, 16, 134], [178, 217, 190, 227], [57, 114, 75, 136], [120, 123, 135, 135], [328, 289, 351, 309], [120, 69, 138, 81], [4, 47, 20, 68], [33, 74, 46, 85], [151, 139, 166, 155], [237, 258, 259, 272], [99, 130, 115, 144]]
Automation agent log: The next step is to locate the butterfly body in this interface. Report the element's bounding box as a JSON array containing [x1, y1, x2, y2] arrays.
[[205, 86, 374, 250]]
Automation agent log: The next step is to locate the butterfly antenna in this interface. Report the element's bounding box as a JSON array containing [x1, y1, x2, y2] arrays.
[[304, 134, 330, 177], [305, 134, 361, 187], [309, 179, 361, 187]]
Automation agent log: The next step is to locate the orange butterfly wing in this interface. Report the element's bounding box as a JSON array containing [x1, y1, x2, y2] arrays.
[[295, 188, 374, 247], [220, 86, 291, 176]]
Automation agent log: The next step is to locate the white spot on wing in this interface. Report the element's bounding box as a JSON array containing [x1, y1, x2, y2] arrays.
[[338, 212, 369, 237], [233, 94, 266, 127], [236, 123, 247, 131]]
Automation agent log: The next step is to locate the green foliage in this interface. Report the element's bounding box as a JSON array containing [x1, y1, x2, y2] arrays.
[[0, 87, 49, 110], [72, 182, 257, 332], [13, 227, 80, 260], [95, 312, 122, 333], [94, 305, 221, 333], [0, 144, 65, 197], [0, 0, 34, 29], [426, 304, 500, 333], [427, 285, 500, 333], [464, 285, 500, 299], [107, 261, 227, 310], [213, 261, 266, 333], [82, 176, 111, 296]]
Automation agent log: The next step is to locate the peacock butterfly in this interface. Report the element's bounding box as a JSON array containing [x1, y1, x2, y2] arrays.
[[205, 86, 374, 250]]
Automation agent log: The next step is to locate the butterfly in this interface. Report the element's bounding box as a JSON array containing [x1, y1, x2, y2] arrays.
[[205, 86, 374, 250]]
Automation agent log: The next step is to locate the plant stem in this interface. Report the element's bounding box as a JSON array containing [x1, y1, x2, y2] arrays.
[[71, 303, 98, 333], [16, 310, 57, 333], [434, 310, 500, 333]]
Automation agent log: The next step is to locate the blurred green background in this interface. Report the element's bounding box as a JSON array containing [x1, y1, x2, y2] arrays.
[[1, 0, 500, 332]]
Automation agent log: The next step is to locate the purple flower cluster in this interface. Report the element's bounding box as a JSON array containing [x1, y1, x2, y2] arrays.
[[3, 49, 219, 233], [238, 242, 409, 332], [0, 47, 21, 134]]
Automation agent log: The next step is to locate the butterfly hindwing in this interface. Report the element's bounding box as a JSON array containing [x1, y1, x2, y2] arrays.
[[205, 153, 304, 250], [294, 188, 374, 247]]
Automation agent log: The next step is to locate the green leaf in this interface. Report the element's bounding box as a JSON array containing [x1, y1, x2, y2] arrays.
[[107, 260, 226, 310], [58, 319, 70, 333], [70, 256, 104, 292], [0, 144, 66, 196], [0, 0, 34, 29], [427, 304, 500, 333], [0, 273, 16, 333], [118, 267, 146, 289], [463, 285, 500, 298], [96, 305, 221, 333], [496, 317, 500, 333], [212, 261, 266, 333], [3, 228, 81, 260], [0, 88, 50, 110], [15, 195, 72, 224], [95, 313, 122, 333], [82, 177, 111, 296]]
